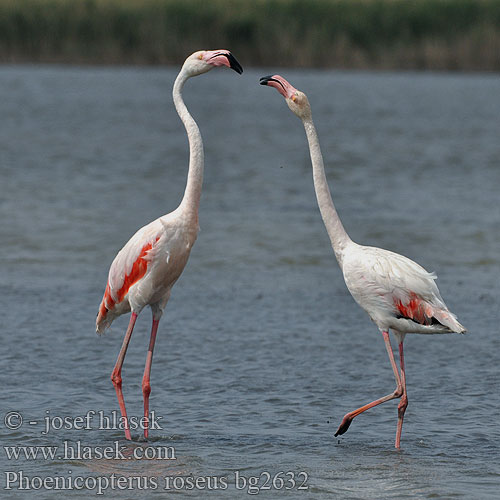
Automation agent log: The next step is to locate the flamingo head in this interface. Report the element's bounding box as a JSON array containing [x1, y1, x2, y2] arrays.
[[260, 75, 311, 120], [184, 49, 243, 77]]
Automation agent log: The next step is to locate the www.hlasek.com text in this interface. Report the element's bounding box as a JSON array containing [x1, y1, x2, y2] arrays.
[[4, 441, 175, 461]]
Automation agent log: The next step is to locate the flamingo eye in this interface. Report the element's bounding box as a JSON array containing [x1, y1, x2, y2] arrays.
[[198, 53, 203, 60]]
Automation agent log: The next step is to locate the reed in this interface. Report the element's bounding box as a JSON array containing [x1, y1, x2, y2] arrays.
[[0, 0, 499, 70]]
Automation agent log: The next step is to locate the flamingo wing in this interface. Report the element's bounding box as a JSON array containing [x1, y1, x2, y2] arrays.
[[343, 245, 464, 331], [97, 222, 163, 332]]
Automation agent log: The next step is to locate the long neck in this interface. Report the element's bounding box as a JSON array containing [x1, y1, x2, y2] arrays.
[[173, 69, 204, 221], [302, 117, 352, 266]]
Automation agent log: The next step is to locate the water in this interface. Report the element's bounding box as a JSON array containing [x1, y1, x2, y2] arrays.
[[0, 65, 499, 498]]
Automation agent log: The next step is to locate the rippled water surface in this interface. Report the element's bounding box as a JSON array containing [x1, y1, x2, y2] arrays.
[[1, 65, 499, 498]]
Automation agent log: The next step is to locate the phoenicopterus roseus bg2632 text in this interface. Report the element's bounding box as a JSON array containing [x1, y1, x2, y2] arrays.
[[96, 50, 242, 440], [260, 74, 465, 449]]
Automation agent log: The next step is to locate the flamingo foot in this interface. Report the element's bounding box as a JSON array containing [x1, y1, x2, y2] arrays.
[[334, 415, 353, 436], [334, 386, 403, 439]]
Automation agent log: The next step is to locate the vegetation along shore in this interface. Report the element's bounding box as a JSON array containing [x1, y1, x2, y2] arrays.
[[1, 0, 499, 70]]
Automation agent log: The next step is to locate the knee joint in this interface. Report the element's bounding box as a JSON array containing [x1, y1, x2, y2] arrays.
[[398, 396, 408, 412], [111, 372, 122, 387], [394, 386, 403, 398], [142, 382, 151, 398]]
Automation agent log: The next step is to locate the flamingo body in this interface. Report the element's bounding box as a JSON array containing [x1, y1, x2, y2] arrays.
[[342, 242, 465, 335], [97, 210, 197, 333], [260, 74, 465, 448], [96, 49, 242, 440]]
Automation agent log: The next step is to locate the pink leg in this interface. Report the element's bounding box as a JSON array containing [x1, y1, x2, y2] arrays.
[[335, 331, 403, 437], [382, 331, 401, 388], [395, 339, 408, 449], [111, 312, 138, 441], [142, 318, 160, 439]]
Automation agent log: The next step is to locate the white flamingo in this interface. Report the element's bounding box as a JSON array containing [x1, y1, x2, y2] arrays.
[[260, 74, 465, 448], [96, 50, 242, 440]]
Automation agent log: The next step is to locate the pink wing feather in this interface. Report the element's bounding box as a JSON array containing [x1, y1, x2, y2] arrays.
[[96, 222, 162, 332]]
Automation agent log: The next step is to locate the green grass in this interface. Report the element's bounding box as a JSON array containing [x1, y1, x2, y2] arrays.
[[0, 0, 499, 70]]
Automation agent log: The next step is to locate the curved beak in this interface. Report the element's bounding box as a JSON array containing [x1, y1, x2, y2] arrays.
[[205, 50, 243, 74], [225, 53, 243, 74], [259, 75, 277, 86], [260, 75, 296, 99]]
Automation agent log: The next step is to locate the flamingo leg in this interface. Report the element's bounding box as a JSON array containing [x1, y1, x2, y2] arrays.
[[110, 312, 138, 441], [335, 330, 403, 437], [395, 339, 408, 449], [142, 317, 160, 439], [382, 330, 402, 388]]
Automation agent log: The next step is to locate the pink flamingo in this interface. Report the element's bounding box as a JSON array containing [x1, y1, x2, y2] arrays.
[[260, 75, 465, 448], [96, 50, 242, 440]]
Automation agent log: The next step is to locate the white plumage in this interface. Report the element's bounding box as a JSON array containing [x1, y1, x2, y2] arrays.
[[342, 243, 465, 335], [97, 211, 196, 333], [261, 74, 465, 448], [96, 50, 242, 440]]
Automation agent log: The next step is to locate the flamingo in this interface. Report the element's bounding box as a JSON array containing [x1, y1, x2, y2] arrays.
[[260, 75, 465, 448], [96, 50, 243, 440]]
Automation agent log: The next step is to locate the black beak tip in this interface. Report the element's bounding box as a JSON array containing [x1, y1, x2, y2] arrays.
[[260, 75, 273, 86], [226, 53, 243, 74]]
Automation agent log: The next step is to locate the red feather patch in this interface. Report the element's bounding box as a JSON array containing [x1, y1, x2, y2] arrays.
[[98, 236, 160, 319], [394, 292, 435, 326]]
